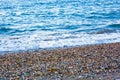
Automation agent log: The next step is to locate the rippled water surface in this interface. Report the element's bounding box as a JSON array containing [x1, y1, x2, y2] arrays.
[[0, 0, 120, 52]]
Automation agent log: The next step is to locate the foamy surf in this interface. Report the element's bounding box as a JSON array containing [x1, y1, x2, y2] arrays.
[[0, 0, 120, 53]]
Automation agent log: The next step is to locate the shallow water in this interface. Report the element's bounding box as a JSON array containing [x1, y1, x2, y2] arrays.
[[0, 0, 120, 52]]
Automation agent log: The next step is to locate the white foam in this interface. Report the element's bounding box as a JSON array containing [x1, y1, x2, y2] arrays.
[[0, 32, 120, 53], [0, 12, 6, 16]]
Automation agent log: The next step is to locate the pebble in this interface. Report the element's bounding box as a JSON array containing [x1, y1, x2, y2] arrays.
[[0, 42, 120, 79]]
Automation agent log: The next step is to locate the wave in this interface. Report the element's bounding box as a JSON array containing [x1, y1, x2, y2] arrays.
[[0, 27, 13, 34], [0, 27, 36, 35], [71, 28, 116, 34], [93, 29, 118, 34], [93, 24, 120, 34], [107, 24, 120, 28]]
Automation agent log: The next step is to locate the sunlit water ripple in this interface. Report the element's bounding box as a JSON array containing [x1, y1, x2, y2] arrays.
[[0, 0, 120, 53]]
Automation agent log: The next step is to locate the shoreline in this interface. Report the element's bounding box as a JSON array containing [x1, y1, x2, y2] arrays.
[[0, 42, 119, 55], [0, 42, 120, 79]]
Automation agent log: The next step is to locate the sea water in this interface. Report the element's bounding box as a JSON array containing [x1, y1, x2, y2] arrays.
[[0, 0, 120, 52]]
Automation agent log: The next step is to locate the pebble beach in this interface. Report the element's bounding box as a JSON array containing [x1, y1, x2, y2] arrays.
[[0, 42, 120, 80], [0, 0, 120, 80]]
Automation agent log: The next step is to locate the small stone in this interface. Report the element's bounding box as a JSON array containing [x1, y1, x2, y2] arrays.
[[78, 75, 84, 78]]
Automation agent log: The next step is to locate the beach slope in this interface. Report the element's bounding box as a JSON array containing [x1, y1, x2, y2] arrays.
[[0, 42, 120, 80]]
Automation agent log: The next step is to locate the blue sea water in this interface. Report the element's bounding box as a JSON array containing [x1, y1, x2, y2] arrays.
[[0, 0, 120, 53]]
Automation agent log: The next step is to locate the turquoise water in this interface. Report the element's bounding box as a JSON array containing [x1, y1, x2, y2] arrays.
[[0, 0, 120, 52]]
